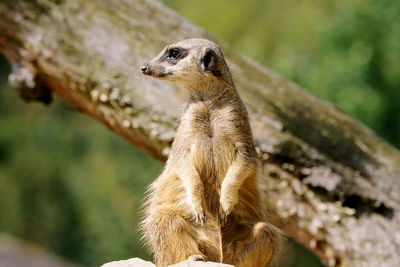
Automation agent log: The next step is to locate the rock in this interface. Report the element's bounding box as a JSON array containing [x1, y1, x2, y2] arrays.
[[101, 258, 155, 267], [169, 259, 234, 266], [100, 258, 234, 267]]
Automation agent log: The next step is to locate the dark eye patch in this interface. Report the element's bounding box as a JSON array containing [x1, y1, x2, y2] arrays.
[[163, 48, 188, 63], [167, 48, 181, 59]]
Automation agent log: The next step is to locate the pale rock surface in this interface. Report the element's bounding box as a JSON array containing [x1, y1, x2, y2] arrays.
[[101, 258, 234, 267]]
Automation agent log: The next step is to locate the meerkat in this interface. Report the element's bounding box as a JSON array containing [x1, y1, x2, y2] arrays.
[[140, 38, 279, 267]]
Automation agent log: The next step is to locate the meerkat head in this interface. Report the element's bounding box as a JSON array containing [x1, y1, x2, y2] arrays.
[[141, 38, 232, 88]]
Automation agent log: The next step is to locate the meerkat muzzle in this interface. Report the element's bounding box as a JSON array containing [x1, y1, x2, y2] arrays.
[[140, 65, 150, 75]]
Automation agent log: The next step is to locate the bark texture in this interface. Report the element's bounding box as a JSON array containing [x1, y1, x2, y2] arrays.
[[0, 0, 399, 266]]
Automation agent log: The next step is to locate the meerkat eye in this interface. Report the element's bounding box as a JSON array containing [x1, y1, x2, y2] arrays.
[[167, 48, 181, 59]]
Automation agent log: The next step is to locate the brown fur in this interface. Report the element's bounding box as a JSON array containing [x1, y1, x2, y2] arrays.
[[140, 38, 279, 267]]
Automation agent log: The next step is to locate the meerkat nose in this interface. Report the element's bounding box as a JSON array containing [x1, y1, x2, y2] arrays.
[[141, 65, 148, 74]]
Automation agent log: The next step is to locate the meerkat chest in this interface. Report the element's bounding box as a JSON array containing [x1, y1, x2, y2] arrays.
[[178, 103, 237, 169], [182, 103, 234, 139]]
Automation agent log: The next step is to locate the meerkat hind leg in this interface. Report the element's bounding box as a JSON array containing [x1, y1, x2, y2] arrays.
[[148, 206, 220, 266], [222, 221, 279, 267]]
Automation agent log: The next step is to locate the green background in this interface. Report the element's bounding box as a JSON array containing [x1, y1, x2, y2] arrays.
[[0, 0, 399, 266]]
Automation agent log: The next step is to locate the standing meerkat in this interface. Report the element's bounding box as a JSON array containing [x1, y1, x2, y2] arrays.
[[140, 38, 279, 267]]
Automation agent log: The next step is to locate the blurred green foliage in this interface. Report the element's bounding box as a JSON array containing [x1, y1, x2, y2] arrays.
[[0, 57, 161, 265], [0, 0, 399, 266]]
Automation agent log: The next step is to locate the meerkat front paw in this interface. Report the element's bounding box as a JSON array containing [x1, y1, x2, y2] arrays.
[[193, 208, 207, 225], [218, 190, 239, 223], [187, 197, 207, 224]]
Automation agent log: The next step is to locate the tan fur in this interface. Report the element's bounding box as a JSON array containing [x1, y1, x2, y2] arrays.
[[140, 38, 279, 267]]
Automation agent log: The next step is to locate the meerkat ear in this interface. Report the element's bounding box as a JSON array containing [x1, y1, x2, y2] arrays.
[[201, 48, 218, 74]]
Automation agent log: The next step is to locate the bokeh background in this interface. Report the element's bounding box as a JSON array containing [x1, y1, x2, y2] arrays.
[[0, 0, 399, 266]]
